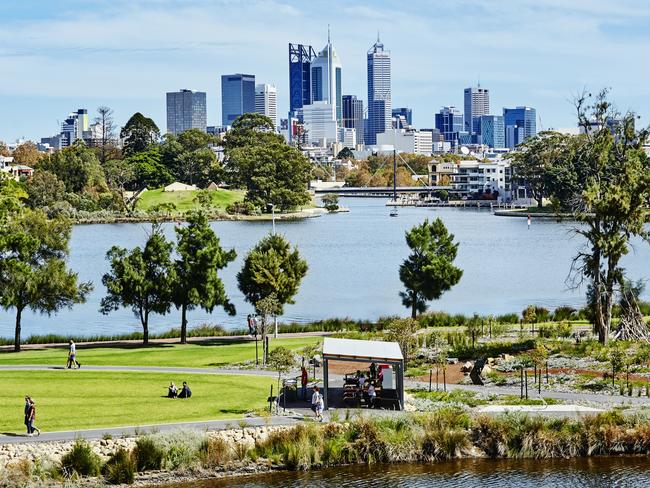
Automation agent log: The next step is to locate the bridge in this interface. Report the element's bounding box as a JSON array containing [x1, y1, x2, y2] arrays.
[[312, 186, 453, 197]]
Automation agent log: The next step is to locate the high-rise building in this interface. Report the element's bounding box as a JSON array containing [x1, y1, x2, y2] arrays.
[[392, 107, 412, 126], [464, 86, 490, 134], [311, 29, 343, 123], [366, 35, 391, 146], [435, 106, 463, 144], [503, 106, 536, 148], [298, 101, 338, 146], [166, 89, 207, 135], [342, 95, 364, 144], [479, 115, 505, 148], [60, 109, 89, 147], [221, 73, 256, 126], [376, 128, 432, 155], [289, 43, 316, 114], [254, 84, 277, 127]]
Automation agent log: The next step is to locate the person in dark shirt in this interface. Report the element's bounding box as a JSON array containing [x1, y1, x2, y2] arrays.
[[178, 381, 192, 398]]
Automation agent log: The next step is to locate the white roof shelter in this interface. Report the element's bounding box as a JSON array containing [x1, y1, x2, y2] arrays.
[[321, 337, 405, 411], [323, 338, 404, 362]]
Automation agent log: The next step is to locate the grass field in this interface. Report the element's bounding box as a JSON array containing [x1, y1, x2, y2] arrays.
[[0, 338, 321, 368], [136, 188, 244, 213], [0, 370, 274, 433]]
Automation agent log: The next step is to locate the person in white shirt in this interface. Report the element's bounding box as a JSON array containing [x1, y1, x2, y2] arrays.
[[315, 391, 324, 421], [67, 340, 80, 369], [311, 386, 320, 415], [367, 383, 377, 408]]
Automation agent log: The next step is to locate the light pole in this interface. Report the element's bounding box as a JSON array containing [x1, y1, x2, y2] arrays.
[[267, 203, 276, 236]]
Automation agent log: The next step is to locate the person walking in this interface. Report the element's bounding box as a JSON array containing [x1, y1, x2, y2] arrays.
[[24, 396, 32, 435], [300, 367, 309, 401], [67, 340, 81, 369], [28, 398, 40, 436], [315, 390, 324, 422], [311, 386, 320, 415]]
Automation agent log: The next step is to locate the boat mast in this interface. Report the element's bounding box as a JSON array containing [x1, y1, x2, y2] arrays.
[[393, 149, 397, 203]]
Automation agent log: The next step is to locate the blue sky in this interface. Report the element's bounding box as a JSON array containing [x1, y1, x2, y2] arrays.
[[1, 0, 649, 141]]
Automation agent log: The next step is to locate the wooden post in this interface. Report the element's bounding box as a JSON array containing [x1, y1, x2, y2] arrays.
[[443, 367, 447, 392], [436, 367, 439, 391], [520, 368, 524, 399], [269, 385, 274, 412], [525, 370, 528, 400], [546, 362, 549, 384], [429, 369, 432, 392]]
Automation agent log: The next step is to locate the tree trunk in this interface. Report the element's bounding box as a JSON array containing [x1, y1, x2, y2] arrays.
[[537, 197, 543, 209], [180, 303, 187, 344], [14, 307, 22, 353], [273, 316, 278, 339], [411, 293, 417, 319], [143, 310, 149, 345]]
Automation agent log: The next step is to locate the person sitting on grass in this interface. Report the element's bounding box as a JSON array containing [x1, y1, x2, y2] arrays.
[[167, 382, 178, 398], [178, 381, 192, 398]]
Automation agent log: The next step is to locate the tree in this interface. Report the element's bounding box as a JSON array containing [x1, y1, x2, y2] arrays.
[[507, 132, 575, 208], [0, 141, 10, 157], [100, 224, 175, 345], [24, 170, 66, 209], [385, 318, 419, 366], [336, 147, 354, 160], [320, 194, 339, 212], [127, 147, 174, 189], [94, 106, 118, 164], [256, 294, 282, 365], [161, 130, 219, 186], [227, 142, 311, 211], [399, 218, 463, 319], [103, 159, 135, 210], [120, 113, 160, 157], [267, 346, 296, 395], [173, 211, 236, 343], [237, 234, 308, 332], [0, 210, 92, 351], [568, 90, 650, 344], [12, 142, 41, 166], [40, 142, 106, 194], [223, 113, 279, 156]]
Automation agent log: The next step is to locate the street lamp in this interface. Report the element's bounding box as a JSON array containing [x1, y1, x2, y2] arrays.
[[266, 203, 276, 235]]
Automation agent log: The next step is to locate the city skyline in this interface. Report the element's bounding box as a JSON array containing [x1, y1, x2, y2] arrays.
[[1, 0, 649, 141]]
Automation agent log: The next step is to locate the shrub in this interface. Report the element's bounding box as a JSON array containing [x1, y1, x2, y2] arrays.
[[226, 201, 258, 215], [534, 306, 551, 323], [552, 306, 577, 321], [60, 440, 102, 478], [496, 313, 520, 324], [199, 436, 233, 468], [538, 321, 572, 339], [133, 437, 165, 471], [102, 448, 136, 484]]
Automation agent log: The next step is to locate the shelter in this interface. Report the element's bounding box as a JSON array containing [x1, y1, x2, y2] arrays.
[[322, 337, 405, 410], [164, 182, 197, 192]]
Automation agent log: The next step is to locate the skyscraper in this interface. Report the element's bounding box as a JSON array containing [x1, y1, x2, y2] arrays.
[[289, 43, 316, 114], [311, 29, 343, 123], [479, 115, 505, 148], [366, 35, 391, 146], [342, 95, 364, 145], [503, 106, 537, 148], [435, 106, 463, 144], [392, 107, 412, 126], [255, 84, 278, 127], [221, 73, 255, 126], [464, 86, 490, 134], [166, 89, 207, 135], [60, 109, 89, 147]]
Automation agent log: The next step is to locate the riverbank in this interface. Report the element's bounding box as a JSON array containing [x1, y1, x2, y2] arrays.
[[3, 411, 650, 487]]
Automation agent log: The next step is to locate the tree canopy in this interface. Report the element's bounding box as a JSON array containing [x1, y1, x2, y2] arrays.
[[0, 210, 92, 351], [120, 112, 160, 157], [399, 218, 463, 318], [100, 224, 175, 344], [161, 130, 220, 186], [237, 234, 308, 316], [173, 211, 237, 343], [12, 141, 42, 166], [39, 141, 107, 194]]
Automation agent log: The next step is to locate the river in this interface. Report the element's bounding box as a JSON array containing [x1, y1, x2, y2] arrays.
[[0, 198, 648, 339], [164, 457, 650, 487]]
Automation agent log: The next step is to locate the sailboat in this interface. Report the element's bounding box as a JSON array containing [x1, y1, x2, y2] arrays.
[[389, 149, 398, 217]]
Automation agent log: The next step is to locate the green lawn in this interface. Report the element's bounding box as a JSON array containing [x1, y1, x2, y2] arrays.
[[0, 371, 274, 432], [0, 338, 321, 368], [137, 187, 244, 212]]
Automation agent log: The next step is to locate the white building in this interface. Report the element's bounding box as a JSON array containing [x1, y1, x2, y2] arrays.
[[0, 155, 34, 180], [254, 84, 277, 127], [375, 128, 433, 155], [300, 101, 338, 146], [428, 158, 513, 200], [339, 127, 356, 149], [311, 30, 343, 123]]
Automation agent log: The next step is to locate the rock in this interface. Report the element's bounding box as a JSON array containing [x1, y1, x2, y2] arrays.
[[460, 361, 474, 373]]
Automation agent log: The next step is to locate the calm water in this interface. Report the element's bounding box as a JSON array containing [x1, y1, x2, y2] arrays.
[[168, 457, 650, 488], [0, 198, 648, 338]]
